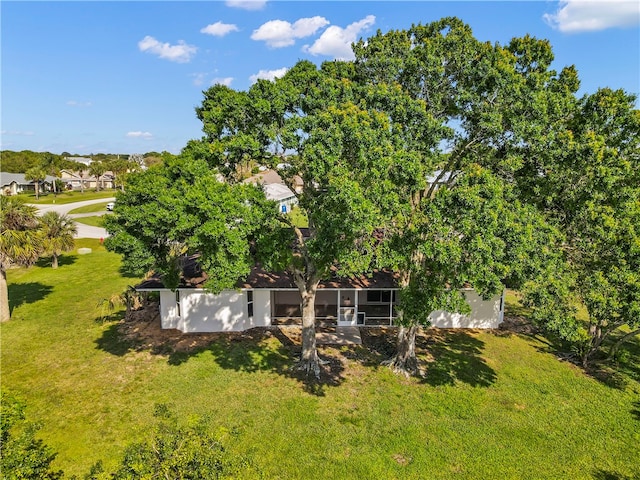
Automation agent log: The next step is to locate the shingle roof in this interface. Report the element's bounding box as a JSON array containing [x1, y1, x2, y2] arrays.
[[136, 255, 399, 291], [263, 183, 296, 202], [0, 172, 57, 185]]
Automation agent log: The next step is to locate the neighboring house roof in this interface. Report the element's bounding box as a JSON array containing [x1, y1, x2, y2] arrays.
[[246, 169, 283, 185], [137, 255, 400, 291], [263, 183, 297, 202], [244, 169, 304, 194], [0, 172, 56, 185], [426, 170, 457, 185]]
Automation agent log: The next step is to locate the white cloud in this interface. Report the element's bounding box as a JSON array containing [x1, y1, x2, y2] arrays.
[[251, 16, 329, 48], [249, 67, 288, 83], [66, 100, 92, 107], [1, 130, 35, 136], [191, 73, 206, 86], [138, 36, 197, 63], [201, 21, 239, 37], [304, 15, 375, 60], [211, 77, 234, 87], [543, 0, 640, 32], [126, 131, 153, 139], [226, 0, 267, 11]]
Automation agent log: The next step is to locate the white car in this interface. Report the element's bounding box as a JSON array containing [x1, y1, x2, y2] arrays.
[[106, 202, 115, 211]]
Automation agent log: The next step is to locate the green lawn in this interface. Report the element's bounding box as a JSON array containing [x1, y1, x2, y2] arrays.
[[22, 190, 116, 204], [2, 246, 639, 479], [68, 202, 110, 214], [73, 215, 105, 227]]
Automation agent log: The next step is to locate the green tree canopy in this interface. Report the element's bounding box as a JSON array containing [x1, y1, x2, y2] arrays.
[[191, 59, 434, 376], [351, 18, 578, 375], [523, 88, 640, 366], [0, 392, 63, 479], [105, 155, 281, 293]]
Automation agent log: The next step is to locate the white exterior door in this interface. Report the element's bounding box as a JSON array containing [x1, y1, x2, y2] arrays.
[[338, 306, 356, 326]]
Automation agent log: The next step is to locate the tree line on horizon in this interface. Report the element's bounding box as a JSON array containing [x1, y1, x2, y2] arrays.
[[0, 150, 174, 175]]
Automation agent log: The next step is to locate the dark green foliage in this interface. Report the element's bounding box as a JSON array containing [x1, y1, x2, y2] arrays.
[[521, 88, 640, 365], [0, 392, 63, 479], [0, 150, 81, 174], [105, 155, 280, 292], [97, 405, 257, 479]]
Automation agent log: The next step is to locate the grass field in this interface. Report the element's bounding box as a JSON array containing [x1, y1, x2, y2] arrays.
[[68, 202, 110, 214], [72, 215, 105, 227], [2, 242, 639, 479], [22, 190, 116, 204]]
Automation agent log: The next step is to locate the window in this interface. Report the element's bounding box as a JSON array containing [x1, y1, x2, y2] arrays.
[[367, 290, 393, 303], [247, 290, 254, 318]]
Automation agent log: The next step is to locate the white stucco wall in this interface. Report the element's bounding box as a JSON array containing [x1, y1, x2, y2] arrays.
[[155, 287, 503, 333], [247, 289, 271, 328], [177, 290, 248, 332], [158, 289, 271, 333], [159, 290, 180, 329], [429, 290, 504, 329]]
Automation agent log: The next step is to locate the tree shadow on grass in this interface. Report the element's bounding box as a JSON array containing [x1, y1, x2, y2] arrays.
[[8, 282, 53, 315], [592, 469, 637, 480], [518, 326, 640, 391], [35, 254, 77, 268], [631, 401, 640, 422], [419, 330, 496, 387], [360, 327, 496, 387], [94, 306, 345, 396]]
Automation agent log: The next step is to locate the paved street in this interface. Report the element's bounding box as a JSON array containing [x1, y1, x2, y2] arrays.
[[30, 197, 114, 239]]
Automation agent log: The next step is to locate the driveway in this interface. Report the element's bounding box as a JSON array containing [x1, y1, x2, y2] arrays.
[[30, 197, 115, 239]]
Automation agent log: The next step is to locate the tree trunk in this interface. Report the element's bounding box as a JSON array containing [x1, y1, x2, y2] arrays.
[[583, 322, 605, 367], [34, 182, 40, 200], [51, 254, 58, 269], [607, 327, 640, 361], [384, 325, 419, 377], [0, 268, 10, 322], [298, 285, 321, 378]]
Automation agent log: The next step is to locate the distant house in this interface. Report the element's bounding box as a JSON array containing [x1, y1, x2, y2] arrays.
[[64, 156, 93, 166], [0, 172, 56, 196], [244, 169, 300, 213], [426, 170, 458, 193], [136, 256, 504, 334], [59, 169, 115, 190], [263, 183, 298, 213]]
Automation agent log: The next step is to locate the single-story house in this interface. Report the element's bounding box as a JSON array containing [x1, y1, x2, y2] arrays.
[[263, 183, 298, 213], [0, 172, 57, 196], [59, 169, 115, 190], [244, 169, 304, 206], [137, 257, 504, 333]]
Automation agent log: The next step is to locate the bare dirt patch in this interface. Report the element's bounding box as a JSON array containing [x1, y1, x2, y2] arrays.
[[496, 315, 539, 335]]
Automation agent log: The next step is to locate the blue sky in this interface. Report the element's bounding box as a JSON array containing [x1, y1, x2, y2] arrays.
[[2, 1, 639, 156]]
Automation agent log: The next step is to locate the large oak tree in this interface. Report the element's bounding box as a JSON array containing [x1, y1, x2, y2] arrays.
[[190, 61, 423, 376], [352, 18, 576, 374]]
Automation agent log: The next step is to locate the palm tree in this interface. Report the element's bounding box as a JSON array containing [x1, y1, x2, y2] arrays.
[[89, 161, 107, 191], [40, 212, 77, 268], [0, 197, 43, 321], [41, 153, 60, 197], [24, 166, 47, 200]]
